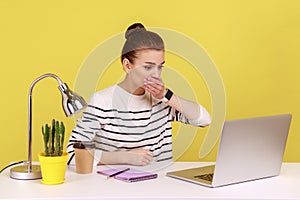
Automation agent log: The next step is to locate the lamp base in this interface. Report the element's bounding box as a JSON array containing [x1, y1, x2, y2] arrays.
[[10, 165, 42, 180]]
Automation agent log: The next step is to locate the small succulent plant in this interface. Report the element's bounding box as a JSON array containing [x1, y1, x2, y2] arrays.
[[42, 119, 65, 156]]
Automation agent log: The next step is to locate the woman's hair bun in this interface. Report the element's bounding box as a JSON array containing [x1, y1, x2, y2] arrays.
[[125, 23, 146, 39]]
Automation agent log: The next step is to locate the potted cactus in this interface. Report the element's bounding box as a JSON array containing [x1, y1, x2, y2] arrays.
[[42, 119, 65, 156], [38, 119, 68, 185]]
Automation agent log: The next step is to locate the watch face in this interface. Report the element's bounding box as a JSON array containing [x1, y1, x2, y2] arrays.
[[165, 89, 173, 100]]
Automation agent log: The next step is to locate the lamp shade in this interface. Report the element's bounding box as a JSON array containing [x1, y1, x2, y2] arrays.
[[59, 83, 88, 116]]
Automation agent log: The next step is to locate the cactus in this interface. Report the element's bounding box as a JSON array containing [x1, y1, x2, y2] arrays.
[[51, 119, 55, 155], [41, 119, 65, 156], [42, 124, 50, 156], [60, 121, 65, 155]]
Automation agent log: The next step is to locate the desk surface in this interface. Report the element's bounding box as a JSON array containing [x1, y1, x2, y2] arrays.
[[0, 162, 300, 200]]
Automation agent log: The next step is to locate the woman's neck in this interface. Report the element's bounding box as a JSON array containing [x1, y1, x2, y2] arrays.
[[118, 79, 145, 96]]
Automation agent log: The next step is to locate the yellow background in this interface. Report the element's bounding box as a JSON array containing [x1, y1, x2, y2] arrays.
[[1, 0, 299, 170]]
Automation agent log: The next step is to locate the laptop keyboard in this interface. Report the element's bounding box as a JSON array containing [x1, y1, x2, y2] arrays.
[[194, 173, 214, 182]]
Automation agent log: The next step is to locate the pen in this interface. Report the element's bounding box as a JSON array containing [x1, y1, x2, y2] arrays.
[[107, 168, 130, 179]]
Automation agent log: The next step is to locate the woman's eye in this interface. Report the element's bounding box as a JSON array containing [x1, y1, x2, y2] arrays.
[[143, 65, 153, 70], [158, 65, 164, 70]]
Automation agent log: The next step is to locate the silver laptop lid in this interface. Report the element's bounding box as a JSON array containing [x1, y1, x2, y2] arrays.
[[212, 114, 292, 187]]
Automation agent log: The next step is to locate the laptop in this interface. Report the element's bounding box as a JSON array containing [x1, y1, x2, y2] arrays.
[[167, 114, 292, 187]]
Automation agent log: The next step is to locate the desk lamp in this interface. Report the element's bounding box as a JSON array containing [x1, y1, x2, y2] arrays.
[[10, 73, 88, 180]]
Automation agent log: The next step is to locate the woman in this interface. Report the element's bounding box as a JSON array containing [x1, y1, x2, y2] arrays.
[[67, 23, 211, 166]]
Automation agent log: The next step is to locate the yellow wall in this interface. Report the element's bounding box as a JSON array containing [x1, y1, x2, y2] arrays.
[[1, 0, 299, 170]]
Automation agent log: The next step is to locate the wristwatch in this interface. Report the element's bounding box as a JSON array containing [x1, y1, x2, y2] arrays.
[[161, 89, 173, 103]]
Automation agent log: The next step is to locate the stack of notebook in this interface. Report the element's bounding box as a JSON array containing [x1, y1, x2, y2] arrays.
[[97, 167, 158, 183]]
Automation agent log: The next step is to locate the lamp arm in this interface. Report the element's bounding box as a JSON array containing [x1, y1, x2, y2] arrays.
[[27, 73, 65, 172], [29, 73, 64, 94]]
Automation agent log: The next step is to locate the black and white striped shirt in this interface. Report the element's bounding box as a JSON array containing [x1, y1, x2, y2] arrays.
[[67, 85, 210, 165]]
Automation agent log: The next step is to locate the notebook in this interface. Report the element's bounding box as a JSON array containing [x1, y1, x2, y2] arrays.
[[167, 114, 292, 187], [97, 167, 158, 183]]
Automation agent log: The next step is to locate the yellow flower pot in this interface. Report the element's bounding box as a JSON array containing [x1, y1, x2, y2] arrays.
[[38, 152, 68, 185]]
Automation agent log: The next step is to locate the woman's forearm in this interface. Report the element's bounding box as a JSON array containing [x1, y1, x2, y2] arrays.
[[99, 151, 126, 165], [99, 149, 153, 166], [167, 94, 200, 120], [166, 93, 211, 125]]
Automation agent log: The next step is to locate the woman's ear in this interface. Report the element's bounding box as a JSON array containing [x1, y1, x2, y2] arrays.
[[122, 58, 132, 73]]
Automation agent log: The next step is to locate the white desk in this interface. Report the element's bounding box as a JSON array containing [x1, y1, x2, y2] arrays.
[[0, 162, 300, 200]]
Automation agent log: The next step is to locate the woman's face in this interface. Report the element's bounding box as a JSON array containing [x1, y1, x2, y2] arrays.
[[126, 49, 165, 90]]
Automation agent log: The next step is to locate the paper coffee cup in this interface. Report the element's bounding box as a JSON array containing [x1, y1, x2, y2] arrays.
[[73, 141, 95, 174]]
